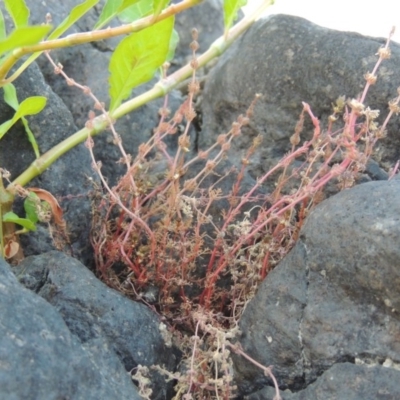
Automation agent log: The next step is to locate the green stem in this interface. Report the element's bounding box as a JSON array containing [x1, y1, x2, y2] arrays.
[[0, 172, 16, 257], [8, 0, 274, 189]]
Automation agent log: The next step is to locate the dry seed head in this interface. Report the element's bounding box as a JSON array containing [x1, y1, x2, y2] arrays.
[[364, 72, 377, 85], [328, 114, 338, 123], [190, 40, 199, 52], [158, 107, 171, 118], [205, 160, 217, 171], [368, 120, 379, 132], [348, 98, 365, 114], [157, 121, 171, 134], [191, 28, 199, 41], [290, 132, 300, 146], [185, 107, 196, 121], [178, 135, 190, 151], [334, 95, 346, 112], [183, 179, 197, 191], [252, 135, 262, 146], [190, 58, 199, 70], [198, 150, 208, 159], [117, 154, 132, 164], [0, 168, 11, 180], [222, 142, 231, 152], [217, 134, 227, 145], [85, 120, 93, 129], [94, 101, 105, 110], [188, 80, 200, 94], [85, 136, 94, 148], [363, 107, 380, 120], [54, 63, 63, 74], [389, 98, 400, 114], [83, 86, 91, 95], [377, 46, 391, 59], [237, 114, 250, 126], [231, 121, 241, 136], [94, 160, 102, 171], [173, 112, 183, 124], [113, 134, 122, 146], [375, 128, 387, 139]]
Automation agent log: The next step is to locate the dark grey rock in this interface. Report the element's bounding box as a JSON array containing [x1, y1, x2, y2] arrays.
[[0, 256, 141, 400], [201, 14, 400, 178], [245, 362, 400, 400], [13, 251, 178, 399], [235, 180, 400, 395]]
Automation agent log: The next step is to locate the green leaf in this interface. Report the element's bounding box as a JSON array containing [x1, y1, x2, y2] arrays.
[[94, 0, 141, 29], [0, 25, 52, 55], [2, 212, 37, 231], [167, 29, 179, 62], [223, 0, 247, 33], [108, 16, 174, 111], [0, 120, 14, 139], [4, 0, 30, 28], [48, 0, 100, 40], [118, 0, 153, 23], [15, 96, 47, 118], [21, 117, 40, 158], [153, 0, 170, 18], [0, 96, 47, 140], [0, 9, 6, 40], [94, 0, 123, 29], [3, 83, 19, 110], [2, 84, 41, 157], [24, 192, 40, 223]]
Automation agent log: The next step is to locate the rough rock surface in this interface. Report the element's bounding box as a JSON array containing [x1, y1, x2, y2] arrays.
[[0, 255, 141, 400], [234, 180, 400, 396], [12, 251, 178, 399], [245, 362, 400, 400], [201, 14, 400, 178]]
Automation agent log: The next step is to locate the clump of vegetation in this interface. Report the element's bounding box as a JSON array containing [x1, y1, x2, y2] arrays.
[[87, 26, 399, 399]]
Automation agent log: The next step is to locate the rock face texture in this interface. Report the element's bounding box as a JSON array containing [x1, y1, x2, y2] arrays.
[[201, 14, 400, 178], [13, 251, 178, 399], [1, 4, 400, 400], [245, 362, 400, 400], [0, 255, 142, 400], [234, 180, 400, 397]]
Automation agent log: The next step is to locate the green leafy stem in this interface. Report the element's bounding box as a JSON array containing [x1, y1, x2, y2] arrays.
[[4, 0, 274, 189]]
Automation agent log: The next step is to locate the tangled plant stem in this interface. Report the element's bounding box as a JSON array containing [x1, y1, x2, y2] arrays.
[[48, 28, 399, 399], [92, 30, 399, 317]]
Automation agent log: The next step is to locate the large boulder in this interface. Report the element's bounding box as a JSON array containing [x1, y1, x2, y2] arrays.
[[234, 179, 400, 397], [0, 255, 142, 399], [13, 251, 179, 399]]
